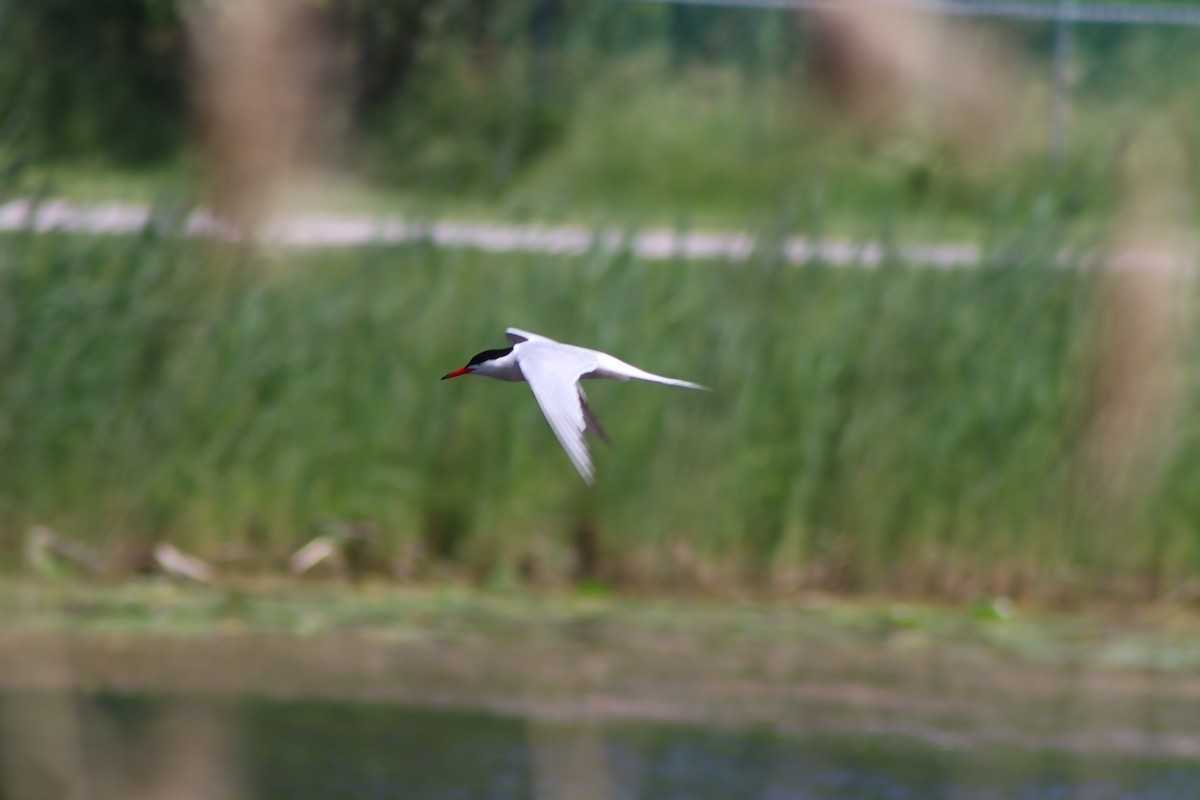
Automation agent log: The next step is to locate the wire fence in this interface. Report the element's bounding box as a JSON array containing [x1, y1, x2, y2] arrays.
[[617, 0, 1200, 26], [617, 0, 1200, 157]]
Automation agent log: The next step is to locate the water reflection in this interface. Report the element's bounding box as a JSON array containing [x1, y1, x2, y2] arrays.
[[2, 691, 1197, 800]]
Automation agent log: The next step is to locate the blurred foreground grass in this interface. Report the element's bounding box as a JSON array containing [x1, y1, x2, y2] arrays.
[[2, 222, 1199, 602]]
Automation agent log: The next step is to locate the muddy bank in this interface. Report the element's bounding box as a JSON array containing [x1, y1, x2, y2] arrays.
[[2, 582, 1198, 757]]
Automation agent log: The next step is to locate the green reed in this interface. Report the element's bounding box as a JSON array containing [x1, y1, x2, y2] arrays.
[[1, 223, 1197, 600]]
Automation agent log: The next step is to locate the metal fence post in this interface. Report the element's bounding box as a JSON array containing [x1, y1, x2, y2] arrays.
[[1049, 0, 1076, 161]]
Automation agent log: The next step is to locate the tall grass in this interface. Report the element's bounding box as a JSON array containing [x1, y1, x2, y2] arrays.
[[2, 223, 1198, 600]]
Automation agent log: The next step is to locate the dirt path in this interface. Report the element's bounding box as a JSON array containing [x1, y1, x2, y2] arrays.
[[0, 198, 982, 267]]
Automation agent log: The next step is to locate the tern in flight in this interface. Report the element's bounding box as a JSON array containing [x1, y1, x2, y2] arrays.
[[442, 328, 708, 484]]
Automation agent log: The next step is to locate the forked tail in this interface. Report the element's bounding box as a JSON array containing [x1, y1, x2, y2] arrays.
[[593, 352, 710, 391], [641, 373, 710, 391]]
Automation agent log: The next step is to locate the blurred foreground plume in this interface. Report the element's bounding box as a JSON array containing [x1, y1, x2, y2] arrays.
[[0, 673, 88, 800], [1082, 122, 1196, 503], [2, 694, 241, 800], [806, 0, 1026, 160], [187, 0, 344, 234], [115, 701, 241, 800]]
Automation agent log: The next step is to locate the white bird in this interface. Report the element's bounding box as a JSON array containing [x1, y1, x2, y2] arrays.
[[442, 328, 708, 484]]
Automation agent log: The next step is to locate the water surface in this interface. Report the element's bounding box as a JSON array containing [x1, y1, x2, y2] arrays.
[[3, 690, 1198, 800]]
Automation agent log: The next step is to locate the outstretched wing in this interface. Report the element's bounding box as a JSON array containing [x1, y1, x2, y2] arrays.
[[516, 343, 602, 485], [505, 328, 556, 345], [579, 385, 610, 446]]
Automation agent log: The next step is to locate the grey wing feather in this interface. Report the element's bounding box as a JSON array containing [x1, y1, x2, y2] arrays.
[[505, 328, 556, 345], [517, 343, 601, 485]]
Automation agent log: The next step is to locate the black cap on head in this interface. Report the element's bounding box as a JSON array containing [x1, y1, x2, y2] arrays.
[[467, 347, 513, 367]]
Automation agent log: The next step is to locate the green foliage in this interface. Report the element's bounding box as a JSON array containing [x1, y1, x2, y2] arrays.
[[0, 0, 187, 164], [364, 39, 569, 192], [2, 222, 1196, 599], [0, 0, 1188, 230], [504, 57, 1110, 233]]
